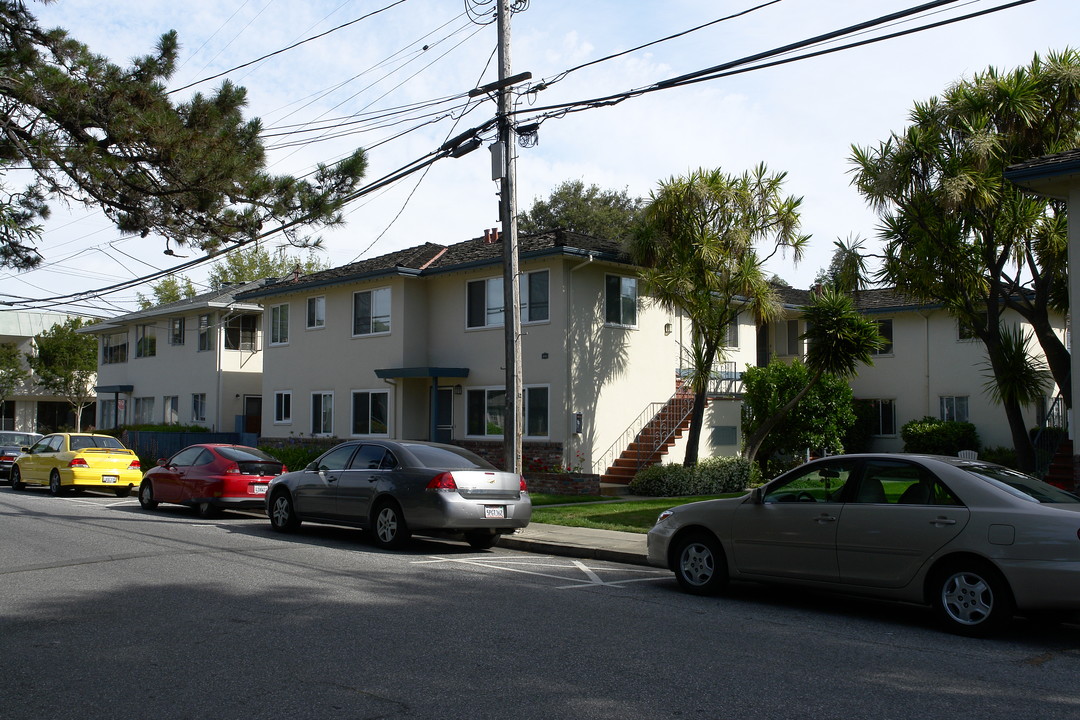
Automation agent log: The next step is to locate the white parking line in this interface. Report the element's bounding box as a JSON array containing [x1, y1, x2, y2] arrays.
[[413, 554, 668, 589]]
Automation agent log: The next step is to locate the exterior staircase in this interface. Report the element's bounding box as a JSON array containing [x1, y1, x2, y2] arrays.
[[600, 383, 696, 487], [1044, 439, 1077, 492]]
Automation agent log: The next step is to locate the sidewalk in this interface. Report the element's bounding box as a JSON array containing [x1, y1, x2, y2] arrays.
[[498, 522, 652, 567]]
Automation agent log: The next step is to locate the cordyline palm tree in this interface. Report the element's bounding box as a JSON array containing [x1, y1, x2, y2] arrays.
[[742, 287, 884, 464], [627, 165, 807, 467]]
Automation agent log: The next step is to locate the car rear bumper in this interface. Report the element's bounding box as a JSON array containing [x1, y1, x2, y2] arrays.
[[67, 469, 143, 489], [193, 495, 268, 510], [406, 491, 532, 530]]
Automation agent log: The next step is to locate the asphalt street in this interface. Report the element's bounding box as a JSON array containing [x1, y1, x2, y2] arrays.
[[2, 488, 1079, 720]]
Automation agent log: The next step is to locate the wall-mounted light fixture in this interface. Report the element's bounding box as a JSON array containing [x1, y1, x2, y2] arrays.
[[454, 384, 463, 395], [664, 322, 672, 336], [541, 352, 549, 359]]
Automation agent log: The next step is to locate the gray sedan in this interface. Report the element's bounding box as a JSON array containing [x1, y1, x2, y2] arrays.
[[266, 440, 531, 550], [647, 454, 1080, 636]]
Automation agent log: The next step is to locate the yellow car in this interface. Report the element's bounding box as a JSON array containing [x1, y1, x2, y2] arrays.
[[11, 433, 143, 497]]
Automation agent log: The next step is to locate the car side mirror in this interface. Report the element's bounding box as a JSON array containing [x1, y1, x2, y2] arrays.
[[750, 487, 764, 504], [156, 458, 168, 467]]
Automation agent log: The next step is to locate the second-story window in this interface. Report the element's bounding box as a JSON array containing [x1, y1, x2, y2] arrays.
[[353, 287, 390, 336], [778, 319, 800, 356], [225, 314, 258, 351], [197, 314, 213, 351], [271, 304, 289, 345], [307, 296, 325, 329], [135, 324, 156, 358], [872, 319, 894, 355], [604, 275, 637, 327], [170, 317, 185, 345], [467, 271, 550, 328], [102, 331, 128, 364]]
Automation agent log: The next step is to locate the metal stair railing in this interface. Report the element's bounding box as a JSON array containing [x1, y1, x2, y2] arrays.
[[592, 389, 695, 476], [1033, 392, 1069, 479]]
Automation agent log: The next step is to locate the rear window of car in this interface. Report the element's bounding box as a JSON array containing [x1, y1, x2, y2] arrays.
[[964, 465, 1080, 504], [216, 446, 277, 463], [70, 435, 127, 451], [402, 443, 494, 470]]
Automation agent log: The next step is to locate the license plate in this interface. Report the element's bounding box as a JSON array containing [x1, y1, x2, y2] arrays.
[[484, 505, 505, 519], [102, 475, 118, 484], [251, 484, 268, 495]]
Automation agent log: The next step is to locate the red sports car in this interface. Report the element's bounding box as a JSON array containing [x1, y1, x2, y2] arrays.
[[139, 444, 286, 517]]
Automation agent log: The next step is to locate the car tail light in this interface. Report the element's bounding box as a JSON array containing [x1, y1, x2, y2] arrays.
[[519, 476, 528, 493], [426, 472, 457, 491], [128, 459, 141, 470], [68, 458, 89, 468], [224, 462, 241, 474], [0, 454, 15, 463]]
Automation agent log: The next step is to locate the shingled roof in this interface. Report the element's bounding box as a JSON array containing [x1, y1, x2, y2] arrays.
[[235, 229, 631, 301]]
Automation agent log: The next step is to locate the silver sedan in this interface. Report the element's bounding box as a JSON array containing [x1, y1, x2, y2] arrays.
[[266, 440, 531, 550], [647, 454, 1080, 636]]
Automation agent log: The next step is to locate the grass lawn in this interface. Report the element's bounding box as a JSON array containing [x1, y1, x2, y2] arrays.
[[529, 493, 744, 533]]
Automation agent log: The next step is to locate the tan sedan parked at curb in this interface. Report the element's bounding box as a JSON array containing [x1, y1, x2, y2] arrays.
[[647, 454, 1080, 636]]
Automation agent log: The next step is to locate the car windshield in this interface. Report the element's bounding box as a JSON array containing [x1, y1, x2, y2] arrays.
[[69, 435, 126, 451], [964, 465, 1080, 504], [402, 443, 494, 470]]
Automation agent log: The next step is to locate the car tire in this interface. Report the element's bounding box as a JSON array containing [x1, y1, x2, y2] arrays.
[[49, 470, 64, 497], [931, 560, 1015, 636], [10, 465, 24, 491], [138, 481, 158, 510], [196, 501, 220, 518], [268, 490, 301, 532], [672, 531, 728, 595], [371, 500, 410, 550], [465, 530, 500, 550], [115, 486, 132, 498]]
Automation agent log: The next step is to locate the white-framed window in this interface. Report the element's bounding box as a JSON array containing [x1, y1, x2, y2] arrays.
[[351, 390, 389, 435], [192, 393, 207, 423], [872, 318, 894, 355], [353, 287, 391, 336], [723, 319, 739, 348], [868, 399, 897, 436], [466, 387, 506, 437], [467, 271, 550, 329], [163, 396, 179, 425], [135, 324, 156, 358], [274, 391, 292, 424], [604, 274, 637, 327], [524, 386, 549, 437], [169, 318, 185, 345], [311, 392, 333, 435], [521, 270, 550, 323], [102, 332, 128, 364], [271, 304, 289, 345], [307, 296, 325, 329], [134, 397, 155, 424], [466, 386, 548, 437], [778, 319, 800, 356], [225, 314, 258, 351], [197, 314, 213, 352], [940, 396, 969, 422]]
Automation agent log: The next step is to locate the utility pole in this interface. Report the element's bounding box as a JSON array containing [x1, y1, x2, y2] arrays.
[[496, 0, 522, 475]]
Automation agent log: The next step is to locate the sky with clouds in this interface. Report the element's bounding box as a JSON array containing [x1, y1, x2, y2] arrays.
[[7, 0, 1078, 316]]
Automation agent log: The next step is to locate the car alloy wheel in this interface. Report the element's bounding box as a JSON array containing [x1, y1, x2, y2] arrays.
[[673, 532, 728, 595], [269, 491, 300, 532], [49, 470, 63, 496], [138, 481, 158, 510], [933, 562, 1014, 636], [371, 501, 410, 550], [10, 466, 24, 491]]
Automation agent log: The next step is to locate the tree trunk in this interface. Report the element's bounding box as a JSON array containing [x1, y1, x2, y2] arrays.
[[682, 386, 708, 467], [1025, 312, 1071, 408]]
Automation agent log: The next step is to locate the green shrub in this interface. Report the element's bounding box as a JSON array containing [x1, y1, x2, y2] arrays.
[[259, 444, 327, 473], [629, 456, 754, 496], [901, 417, 980, 456], [980, 446, 1018, 469]]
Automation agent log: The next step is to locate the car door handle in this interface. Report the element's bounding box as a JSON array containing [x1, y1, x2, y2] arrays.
[[814, 514, 837, 523], [931, 517, 957, 526]]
